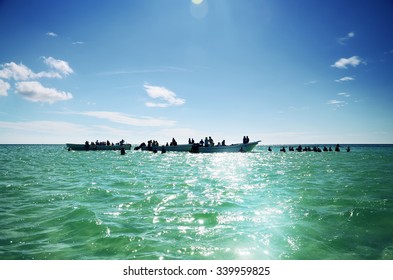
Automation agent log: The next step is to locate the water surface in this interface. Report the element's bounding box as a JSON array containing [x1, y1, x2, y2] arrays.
[[1, 144, 392, 260]]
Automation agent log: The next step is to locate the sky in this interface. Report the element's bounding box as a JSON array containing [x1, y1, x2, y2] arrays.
[[1, 0, 393, 144]]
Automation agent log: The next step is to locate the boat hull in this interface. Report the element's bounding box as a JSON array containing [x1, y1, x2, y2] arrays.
[[140, 141, 260, 153], [196, 141, 260, 153], [140, 144, 193, 152], [66, 143, 132, 151]]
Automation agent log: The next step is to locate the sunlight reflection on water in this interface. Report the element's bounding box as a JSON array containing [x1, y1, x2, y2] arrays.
[[1, 145, 392, 259]]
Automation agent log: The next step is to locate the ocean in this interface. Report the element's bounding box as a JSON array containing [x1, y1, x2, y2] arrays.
[[0, 144, 392, 260]]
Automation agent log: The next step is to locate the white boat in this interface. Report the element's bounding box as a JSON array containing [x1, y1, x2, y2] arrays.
[[138, 141, 260, 153], [192, 141, 261, 153], [66, 143, 132, 151], [139, 144, 193, 152]]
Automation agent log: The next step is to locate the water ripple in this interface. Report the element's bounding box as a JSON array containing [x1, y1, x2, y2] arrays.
[[0, 145, 392, 259]]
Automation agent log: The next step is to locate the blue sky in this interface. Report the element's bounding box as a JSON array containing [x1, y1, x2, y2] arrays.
[[1, 0, 392, 144]]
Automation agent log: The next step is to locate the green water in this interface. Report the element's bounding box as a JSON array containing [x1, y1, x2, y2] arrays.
[[1, 144, 392, 260]]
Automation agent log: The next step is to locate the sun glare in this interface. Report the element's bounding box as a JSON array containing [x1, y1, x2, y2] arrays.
[[192, 0, 204, 5], [190, 0, 208, 19]]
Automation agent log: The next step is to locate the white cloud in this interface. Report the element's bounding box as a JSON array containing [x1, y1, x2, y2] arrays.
[[337, 92, 350, 97], [0, 79, 10, 96], [43, 57, 73, 76], [338, 32, 355, 45], [144, 84, 185, 107], [0, 62, 36, 80], [145, 102, 170, 108], [327, 99, 346, 108], [46, 32, 58, 37], [335, 76, 355, 82], [15, 81, 73, 104], [35, 71, 62, 79], [0, 58, 74, 103], [79, 111, 176, 127], [331, 56, 364, 69], [72, 41, 84, 45], [0, 61, 63, 80], [0, 58, 73, 81]]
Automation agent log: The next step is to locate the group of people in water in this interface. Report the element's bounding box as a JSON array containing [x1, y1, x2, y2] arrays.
[[269, 144, 350, 153]]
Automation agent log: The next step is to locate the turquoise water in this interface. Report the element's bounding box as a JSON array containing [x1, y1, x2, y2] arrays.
[[1, 144, 392, 260]]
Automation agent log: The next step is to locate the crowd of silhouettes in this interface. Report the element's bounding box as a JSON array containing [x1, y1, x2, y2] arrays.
[[268, 144, 350, 153], [136, 136, 254, 153], [83, 139, 126, 150]]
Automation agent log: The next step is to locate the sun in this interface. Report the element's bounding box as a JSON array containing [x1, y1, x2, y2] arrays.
[[192, 0, 204, 5]]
